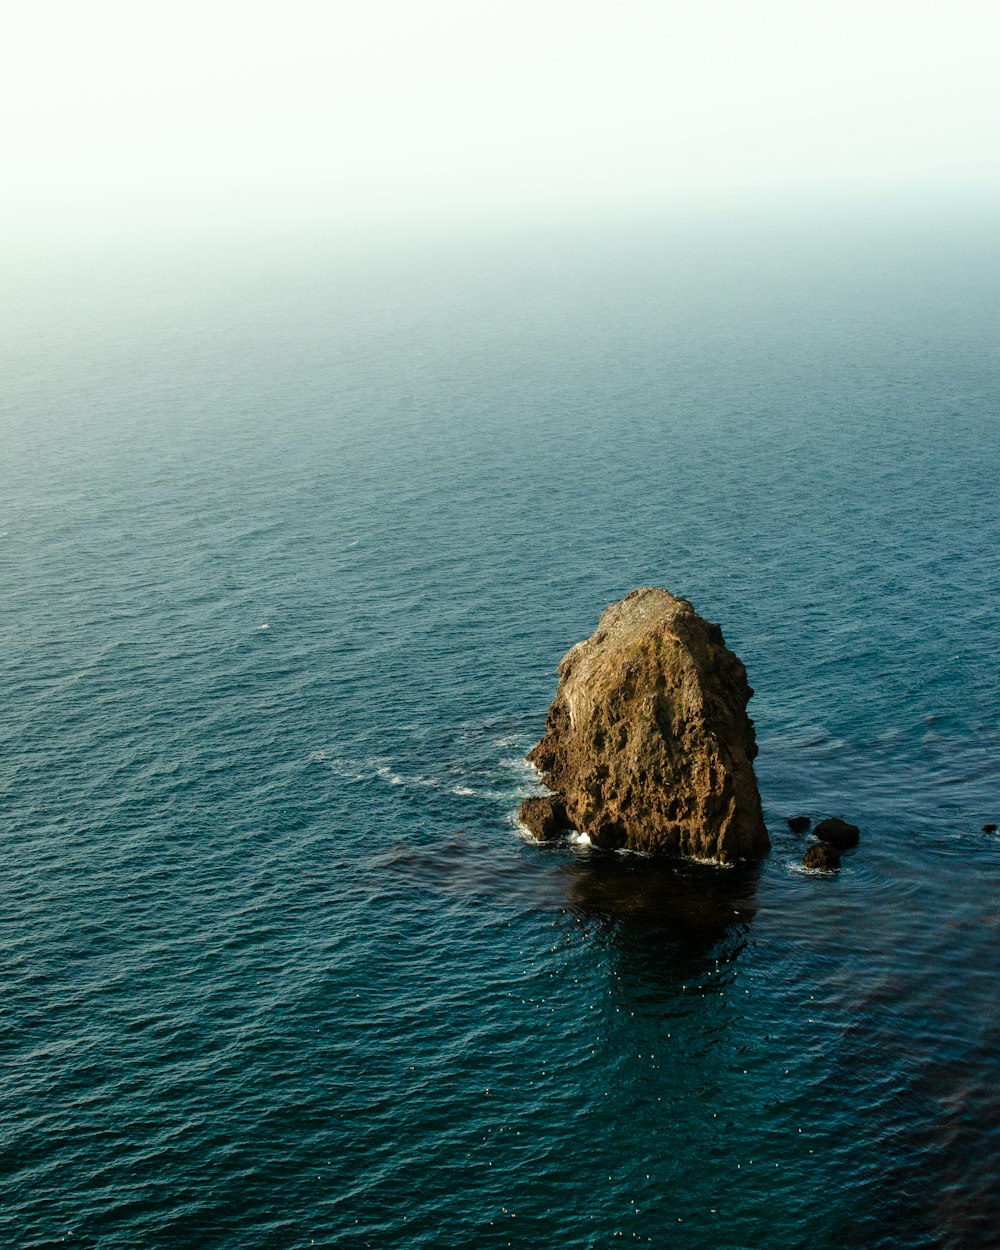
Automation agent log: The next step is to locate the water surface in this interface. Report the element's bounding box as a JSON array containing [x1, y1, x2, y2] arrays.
[[2, 213, 998, 1248]]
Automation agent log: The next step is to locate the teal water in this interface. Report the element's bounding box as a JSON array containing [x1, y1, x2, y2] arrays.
[[2, 215, 999, 1248]]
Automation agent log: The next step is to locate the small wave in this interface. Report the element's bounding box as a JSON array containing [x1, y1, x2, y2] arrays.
[[311, 752, 456, 792], [309, 753, 370, 783], [511, 816, 587, 850], [372, 763, 444, 790], [511, 812, 574, 846], [513, 816, 541, 844], [257, 624, 269, 631], [375, 766, 406, 787], [496, 733, 527, 749], [687, 853, 735, 868], [787, 858, 841, 876], [312, 747, 546, 807]]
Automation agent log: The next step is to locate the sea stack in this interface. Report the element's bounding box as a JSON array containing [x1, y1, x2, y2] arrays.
[[523, 588, 769, 863]]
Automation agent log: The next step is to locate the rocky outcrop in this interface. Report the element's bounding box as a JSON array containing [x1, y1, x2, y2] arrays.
[[518, 795, 569, 841], [803, 842, 841, 871], [787, 815, 811, 833], [523, 587, 769, 864], [813, 817, 860, 849]]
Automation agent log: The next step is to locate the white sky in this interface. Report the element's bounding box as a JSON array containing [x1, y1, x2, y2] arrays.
[[2, 0, 998, 240]]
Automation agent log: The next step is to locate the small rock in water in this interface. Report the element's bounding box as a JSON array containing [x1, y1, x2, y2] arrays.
[[803, 842, 841, 871], [786, 815, 811, 833], [813, 817, 860, 849], [518, 795, 569, 841], [982, 823, 998, 834]]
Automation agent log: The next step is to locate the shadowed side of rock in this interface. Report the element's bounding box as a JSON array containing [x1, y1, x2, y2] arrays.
[[523, 587, 769, 864], [518, 795, 569, 841]]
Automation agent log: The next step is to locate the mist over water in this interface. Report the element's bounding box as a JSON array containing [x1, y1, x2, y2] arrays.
[[2, 211, 999, 1248]]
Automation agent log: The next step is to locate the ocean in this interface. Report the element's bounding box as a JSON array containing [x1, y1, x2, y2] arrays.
[[2, 209, 999, 1248]]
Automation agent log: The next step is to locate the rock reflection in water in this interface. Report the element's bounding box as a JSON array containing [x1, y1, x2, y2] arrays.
[[564, 853, 759, 939], [555, 850, 764, 1173], [560, 851, 760, 1003]]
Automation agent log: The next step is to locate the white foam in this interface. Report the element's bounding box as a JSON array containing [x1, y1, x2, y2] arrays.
[[257, 624, 269, 631], [371, 763, 444, 790], [501, 754, 537, 773], [374, 766, 406, 786], [512, 815, 545, 844], [788, 859, 839, 876], [689, 854, 735, 868]]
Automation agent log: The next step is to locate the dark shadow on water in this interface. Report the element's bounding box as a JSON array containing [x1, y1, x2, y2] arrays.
[[561, 850, 761, 982], [564, 851, 759, 937], [372, 830, 761, 985]]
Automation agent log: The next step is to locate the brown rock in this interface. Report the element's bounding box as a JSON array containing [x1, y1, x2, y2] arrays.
[[517, 795, 570, 841], [813, 817, 860, 849], [787, 815, 811, 833], [526, 587, 769, 863], [803, 842, 841, 871]]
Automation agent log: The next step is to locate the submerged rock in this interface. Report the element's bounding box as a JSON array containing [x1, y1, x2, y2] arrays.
[[787, 815, 811, 833], [518, 795, 569, 841], [526, 587, 769, 864], [982, 823, 998, 834], [803, 842, 841, 871], [813, 817, 860, 849]]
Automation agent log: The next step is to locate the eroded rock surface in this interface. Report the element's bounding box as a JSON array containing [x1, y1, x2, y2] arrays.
[[518, 795, 569, 842], [523, 587, 769, 863], [803, 842, 841, 871]]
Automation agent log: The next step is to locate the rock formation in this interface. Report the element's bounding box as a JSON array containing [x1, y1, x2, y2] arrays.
[[521, 587, 769, 863], [518, 795, 569, 842], [813, 817, 860, 849], [803, 842, 841, 871], [787, 815, 811, 833]]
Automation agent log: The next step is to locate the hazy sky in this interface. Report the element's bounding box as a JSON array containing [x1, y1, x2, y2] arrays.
[[3, 0, 998, 241]]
